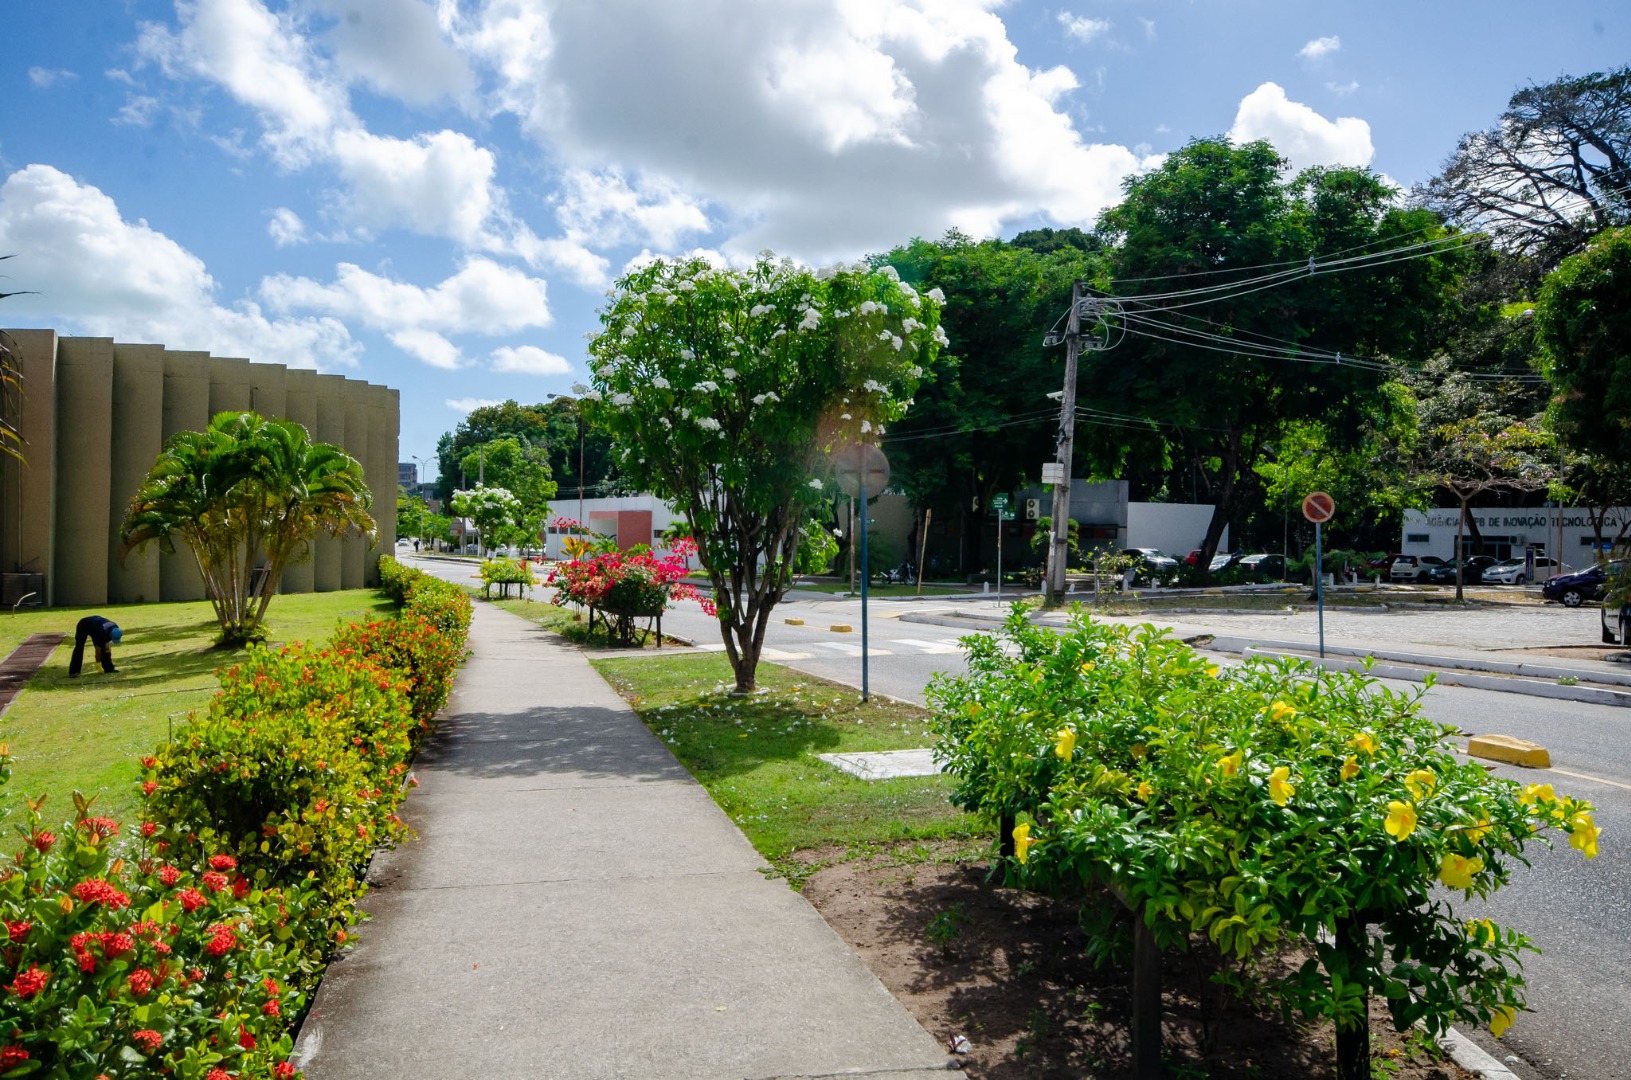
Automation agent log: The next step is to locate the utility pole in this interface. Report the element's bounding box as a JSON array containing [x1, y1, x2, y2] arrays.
[[1046, 282, 1084, 603]]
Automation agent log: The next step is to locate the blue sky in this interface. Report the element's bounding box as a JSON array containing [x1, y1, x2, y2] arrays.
[[3, 1, 1627, 482]]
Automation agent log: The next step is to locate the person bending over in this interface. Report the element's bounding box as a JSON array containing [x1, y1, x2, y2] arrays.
[[68, 615, 122, 676]]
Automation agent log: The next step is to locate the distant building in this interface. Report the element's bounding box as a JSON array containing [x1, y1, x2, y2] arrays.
[[1401, 507, 1625, 563], [398, 461, 418, 487], [0, 329, 398, 607]]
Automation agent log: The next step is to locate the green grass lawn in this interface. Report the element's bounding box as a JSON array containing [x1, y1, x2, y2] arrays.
[[0, 590, 393, 839], [590, 652, 983, 882]]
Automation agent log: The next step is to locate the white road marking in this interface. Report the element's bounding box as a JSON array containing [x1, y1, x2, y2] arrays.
[[890, 637, 965, 654]]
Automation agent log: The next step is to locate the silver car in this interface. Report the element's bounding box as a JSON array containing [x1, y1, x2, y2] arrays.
[[1483, 557, 1570, 586]]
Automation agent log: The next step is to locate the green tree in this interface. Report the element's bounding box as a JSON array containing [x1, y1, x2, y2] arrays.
[[585, 254, 944, 693], [121, 411, 373, 645], [1537, 227, 1631, 462], [397, 486, 430, 539], [450, 485, 527, 556], [881, 232, 1099, 573], [1420, 67, 1631, 269], [434, 400, 551, 504], [458, 434, 557, 538], [1087, 140, 1468, 566]]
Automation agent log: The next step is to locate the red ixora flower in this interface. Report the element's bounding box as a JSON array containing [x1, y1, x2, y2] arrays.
[[205, 924, 238, 956], [0, 1045, 29, 1068], [206, 1069, 232, 1080], [177, 888, 207, 913], [273, 1062, 297, 1079], [208, 854, 237, 872], [5, 921, 30, 943], [71, 878, 131, 909], [8, 965, 49, 998], [128, 968, 155, 996], [140, 820, 158, 836], [78, 816, 120, 839], [238, 1026, 256, 1051], [200, 871, 230, 893], [131, 1029, 163, 1054], [141, 780, 159, 796], [159, 866, 181, 886], [29, 831, 54, 853], [100, 932, 135, 957]]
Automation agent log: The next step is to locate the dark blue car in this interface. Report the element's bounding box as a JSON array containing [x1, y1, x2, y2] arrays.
[[1544, 561, 1621, 608]]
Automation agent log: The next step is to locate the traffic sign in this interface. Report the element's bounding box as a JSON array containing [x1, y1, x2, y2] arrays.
[[832, 443, 890, 500], [991, 493, 1010, 511], [1302, 491, 1335, 524]]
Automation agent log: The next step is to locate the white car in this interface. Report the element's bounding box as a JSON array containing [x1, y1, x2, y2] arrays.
[[1482, 557, 1571, 585]]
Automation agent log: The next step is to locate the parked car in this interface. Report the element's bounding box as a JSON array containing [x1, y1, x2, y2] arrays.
[[1603, 595, 1630, 645], [1543, 561, 1623, 607], [1367, 552, 1403, 573], [1237, 553, 1289, 580], [1185, 549, 1204, 567], [1208, 552, 1242, 574], [1388, 555, 1447, 583], [1121, 547, 1179, 585], [1420, 557, 1496, 586], [1483, 556, 1572, 586]]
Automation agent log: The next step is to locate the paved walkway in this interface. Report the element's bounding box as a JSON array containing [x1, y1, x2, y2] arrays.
[[292, 603, 958, 1080]]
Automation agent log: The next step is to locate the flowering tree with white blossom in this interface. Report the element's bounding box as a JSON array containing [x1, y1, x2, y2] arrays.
[[584, 254, 946, 693]]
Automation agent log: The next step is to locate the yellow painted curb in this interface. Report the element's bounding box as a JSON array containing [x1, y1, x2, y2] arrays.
[[1466, 734, 1551, 769], [830, 624, 853, 633], [784, 617, 804, 626]]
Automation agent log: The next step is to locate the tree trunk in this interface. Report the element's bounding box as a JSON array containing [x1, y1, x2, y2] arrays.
[[1333, 916, 1372, 1080]]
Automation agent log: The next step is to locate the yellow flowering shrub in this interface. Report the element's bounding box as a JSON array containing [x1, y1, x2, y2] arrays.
[[930, 609, 1599, 1059]]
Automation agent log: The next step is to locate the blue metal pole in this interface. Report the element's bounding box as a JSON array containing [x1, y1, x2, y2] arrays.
[[1316, 521, 1325, 659], [860, 473, 870, 702]]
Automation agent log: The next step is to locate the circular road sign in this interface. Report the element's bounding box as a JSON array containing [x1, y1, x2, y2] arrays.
[[832, 443, 890, 500], [1302, 491, 1336, 524]]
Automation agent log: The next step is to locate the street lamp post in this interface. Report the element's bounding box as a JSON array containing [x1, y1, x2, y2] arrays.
[[547, 393, 588, 539]]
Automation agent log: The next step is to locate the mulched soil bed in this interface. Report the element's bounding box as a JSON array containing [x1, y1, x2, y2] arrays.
[[797, 844, 1469, 1080]]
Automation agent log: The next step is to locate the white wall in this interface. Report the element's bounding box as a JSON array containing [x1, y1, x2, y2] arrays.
[[542, 494, 688, 561], [1126, 502, 1226, 555], [1401, 507, 1626, 568]]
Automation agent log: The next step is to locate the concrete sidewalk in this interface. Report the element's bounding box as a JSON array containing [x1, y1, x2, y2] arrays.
[[292, 603, 957, 1080]]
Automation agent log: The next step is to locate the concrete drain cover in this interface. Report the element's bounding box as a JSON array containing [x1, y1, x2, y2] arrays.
[[817, 748, 943, 780]]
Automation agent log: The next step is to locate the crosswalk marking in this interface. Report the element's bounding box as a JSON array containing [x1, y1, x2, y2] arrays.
[[890, 637, 965, 654]]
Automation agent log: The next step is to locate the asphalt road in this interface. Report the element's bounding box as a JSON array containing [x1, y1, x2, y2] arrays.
[[403, 555, 1625, 1079]]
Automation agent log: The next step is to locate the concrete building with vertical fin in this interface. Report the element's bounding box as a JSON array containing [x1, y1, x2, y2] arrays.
[[0, 329, 398, 608]]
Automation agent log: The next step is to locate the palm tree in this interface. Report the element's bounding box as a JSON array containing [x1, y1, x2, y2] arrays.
[[121, 411, 374, 645]]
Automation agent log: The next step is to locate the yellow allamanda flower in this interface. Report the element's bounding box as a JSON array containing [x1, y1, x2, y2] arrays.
[[1267, 766, 1295, 806], [1136, 780, 1154, 801], [1519, 783, 1555, 806], [1054, 728, 1076, 760], [1460, 820, 1491, 844], [1339, 755, 1360, 782], [1438, 853, 1485, 890], [964, 702, 981, 718], [1466, 918, 1498, 947], [1489, 1004, 1517, 1038], [1384, 800, 1418, 841], [1079, 661, 1096, 674], [1348, 731, 1378, 756], [1404, 768, 1437, 800], [1012, 822, 1037, 864], [1269, 700, 1297, 722], [1217, 749, 1243, 778], [1568, 810, 1602, 859], [1205, 664, 1220, 678]]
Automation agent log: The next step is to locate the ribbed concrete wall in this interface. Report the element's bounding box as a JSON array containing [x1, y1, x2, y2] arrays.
[[0, 330, 58, 603], [0, 331, 397, 608], [53, 338, 114, 607], [108, 344, 164, 603], [281, 369, 317, 595], [341, 380, 368, 590], [312, 374, 348, 592], [159, 351, 211, 601]]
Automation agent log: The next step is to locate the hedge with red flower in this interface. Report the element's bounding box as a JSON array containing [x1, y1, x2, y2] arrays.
[[548, 548, 716, 618]]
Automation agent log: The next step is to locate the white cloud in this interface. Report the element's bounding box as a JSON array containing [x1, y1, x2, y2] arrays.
[[0, 164, 357, 368], [1228, 82, 1373, 172], [468, 0, 1167, 259], [1298, 35, 1341, 60], [389, 328, 465, 369], [446, 397, 503, 414], [1058, 14, 1111, 44], [554, 169, 709, 252], [114, 96, 162, 127], [28, 68, 77, 89], [306, 0, 475, 106], [1327, 80, 1360, 96], [261, 258, 552, 335], [268, 206, 307, 246], [1139, 18, 1156, 42], [329, 128, 502, 244], [490, 345, 571, 375]]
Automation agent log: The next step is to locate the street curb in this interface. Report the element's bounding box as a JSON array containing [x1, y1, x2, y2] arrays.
[[1239, 646, 1631, 708], [1439, 1025, 1523, 1079], [1207, 635, 1631, 688]]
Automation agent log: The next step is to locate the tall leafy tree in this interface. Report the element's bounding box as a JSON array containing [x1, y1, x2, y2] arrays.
[[458, 434, 558, 536], [1086, 139, 1468, 564], [1537, 227, 1631, 460], [586, 254, 944, 693], [1420, 67, 1631, 270], [121, 411, 373, 645], [434, 400, 551, 505], [881, 232, 1098, 571]]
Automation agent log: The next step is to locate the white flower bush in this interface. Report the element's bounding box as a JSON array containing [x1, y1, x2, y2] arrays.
[[583, 252, 944, 693]]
